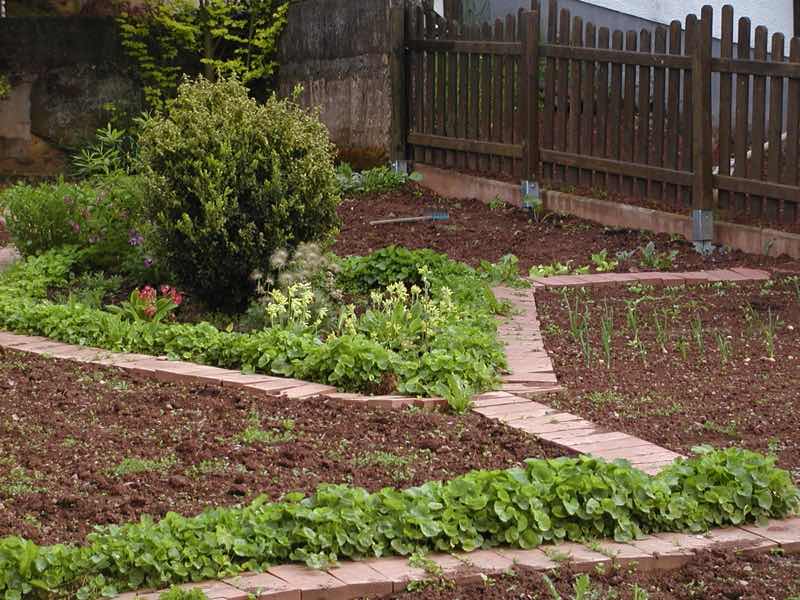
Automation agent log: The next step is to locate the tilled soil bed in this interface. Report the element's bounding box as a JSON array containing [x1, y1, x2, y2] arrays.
[[536, 278, 800, 479], [0, 348, 564, 546], [333, 186, 799, 274], [390, 549, 800, 599]]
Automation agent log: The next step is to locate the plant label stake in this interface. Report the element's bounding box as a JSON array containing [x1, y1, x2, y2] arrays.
[[521, 180, 541, 212], [370, 211, 449, 226]]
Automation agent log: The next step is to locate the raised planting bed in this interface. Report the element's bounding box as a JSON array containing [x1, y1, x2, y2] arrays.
[[389, 548, 800, 599], [0, 347, 565, 546], [334, 184, 800, 276], [536, 277, 800, 480]]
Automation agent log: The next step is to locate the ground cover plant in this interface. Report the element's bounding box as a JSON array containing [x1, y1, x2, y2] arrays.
[[390, 549, 800, 599], [537, 278, 800, 480], [0, 443, 796, 597]]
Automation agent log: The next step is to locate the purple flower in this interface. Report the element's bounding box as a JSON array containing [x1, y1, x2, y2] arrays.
[[143, 258, 154, 268], [63, 196, 74, 206], [70, 221, 80, 233], [88, 236, 98, 244], [129, 230, 144, 246]]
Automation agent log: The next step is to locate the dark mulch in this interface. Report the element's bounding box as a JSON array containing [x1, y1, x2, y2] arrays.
[[536, 278, 800, 479], [390, 549, 800, 599], [333, 186, 798, 274], [0, 348, 564, 546]]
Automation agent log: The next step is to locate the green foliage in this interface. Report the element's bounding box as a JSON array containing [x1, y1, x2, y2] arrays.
[[543, 573, 648, 600], [107, 286, 182, 324], [137, 77, 341, 309], [335, 163, 423, 196], [0, 175, 147, 274], [71, 124, 135, 179], [638, 242, 678, 271], [118, 0, 289, 111], [0, 448, 795, 598], [159, 587, 208, 600], [478, 254, 528, 287], [0, 248, 504, 409], [0, 74, 10, 100], [530, 261, 590, 278], [590, 249, 618, 273]]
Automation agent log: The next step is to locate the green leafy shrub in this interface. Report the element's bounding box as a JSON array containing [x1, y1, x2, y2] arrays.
[[0, 175, 147, 273], [71, 124, 136, 179], [0, 449, 795, 599], [0, 75, 10, 100], [137, 77, 340, 309]]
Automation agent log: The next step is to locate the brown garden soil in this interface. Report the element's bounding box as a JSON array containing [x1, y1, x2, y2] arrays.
[[536, 277, 800, 480], [390, 549, 800, 599], [0, 348, 565, 546], [333, 185, 799, 275]]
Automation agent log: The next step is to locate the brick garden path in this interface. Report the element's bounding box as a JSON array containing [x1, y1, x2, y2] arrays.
[[1, 267, 799, 599]]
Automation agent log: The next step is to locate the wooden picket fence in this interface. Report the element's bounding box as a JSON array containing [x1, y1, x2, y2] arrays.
[[396, 1, 800, 225]]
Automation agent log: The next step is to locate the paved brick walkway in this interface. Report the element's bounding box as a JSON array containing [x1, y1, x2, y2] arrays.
[[528, 267, 770, 288]]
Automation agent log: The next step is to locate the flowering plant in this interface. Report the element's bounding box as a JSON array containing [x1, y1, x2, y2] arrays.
[[107, 284, 183, 323]]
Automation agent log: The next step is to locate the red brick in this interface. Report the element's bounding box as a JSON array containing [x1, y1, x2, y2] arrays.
[[501, 372, 558, 384], [730, 267, 771, 280], [326, 562, 393, 598], [366, 395, 416, 409], [453, 549, 514, 574], [144, 581, 248, 600], [220, 373, 285, 388], [280, 383, 337, 399], [590, 541, 654, 568], [513, 418, 596, 435], [154, 365, 230, 385], [741, 517, 800, 552], [537, 428, 600, 444], [494, 548, 557, 570], [569, 436, 654, 454], [224, 571, 300, 600], [0, 334, 49, 347], [568, 432, 640, 446], [652, 531, 716, 552], [593, 445, 678, 461], [363, 556, 428, 592], [472, 403, 551, 420], [244, 379, 310, 396], [543, 542, 611, 571], [414, 397, 448, 411], [629, 536, 697, 570], [472, 394, 531, 409], [267, 564, 350, 600], [702, 527, 779, 553], [426, 553, 484, 584]]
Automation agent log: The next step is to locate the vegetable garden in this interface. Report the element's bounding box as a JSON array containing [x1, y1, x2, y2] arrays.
[[0, 71, 799, 599]]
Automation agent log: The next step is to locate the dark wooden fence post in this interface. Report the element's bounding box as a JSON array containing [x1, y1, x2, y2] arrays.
[[389, 3, 409, 167], [691, 5, 714, 248], [520, 8, 540, 183]]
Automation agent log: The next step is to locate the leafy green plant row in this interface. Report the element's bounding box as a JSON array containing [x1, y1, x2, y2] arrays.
[[1, 448, 796, 598]]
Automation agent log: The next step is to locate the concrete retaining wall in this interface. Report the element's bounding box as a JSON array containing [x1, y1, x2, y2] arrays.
[[0, 17, 141, 175], [276, 0, 404, 168]]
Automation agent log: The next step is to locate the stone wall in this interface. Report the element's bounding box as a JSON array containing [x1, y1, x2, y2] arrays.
[[277, 0, 403, 167], [0, 17, 141, 175]]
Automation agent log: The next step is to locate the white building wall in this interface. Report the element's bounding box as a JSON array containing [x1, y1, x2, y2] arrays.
[[589, 0, 793, 48]]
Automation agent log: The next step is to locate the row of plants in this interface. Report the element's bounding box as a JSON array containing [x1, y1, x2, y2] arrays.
[[0, 244, 506, 410], [0, 447, 796, 598]]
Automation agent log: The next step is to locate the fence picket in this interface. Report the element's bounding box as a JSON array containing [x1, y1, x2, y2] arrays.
[[504, 13, 516, 176], [750, 26, 768, 216], [637, 29, 652, 199], [567, 16, 583, 185], [457, 19, 468, 170], [621, 30, 637, 196], [786, 38, 800, 223], [468, 23, 480, 171], [717, 5, 734, 210], [555, 8, 571, 183], [766, 32, 785, 221], [581, 22, 596, 187], [608, 30, 624, 192], [595, 27, 610, 189], [681, 15, 697, 208], [733, 17, 751, 211], [652, 26, 667, 200], [542, 0, 558, 181], [492, 19, 504, 174], [665, 20, 682, 206], [479, 21, 492, 172]]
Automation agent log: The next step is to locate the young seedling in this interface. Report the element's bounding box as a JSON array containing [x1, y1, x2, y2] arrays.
[[691, 314, 704, 354], [675, 336, 689, 361], [590, 249, 619, 273], [599, 302, 614, 368], [653, 311, 668, 353], [714, 330, 732, 365], [763, 308, 778, 360]]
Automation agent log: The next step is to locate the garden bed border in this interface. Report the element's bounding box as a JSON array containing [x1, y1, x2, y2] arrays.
[[414, 164, 800, 260]]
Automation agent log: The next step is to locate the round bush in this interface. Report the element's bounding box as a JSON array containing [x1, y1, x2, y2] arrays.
[[137, 77, 340, 309]]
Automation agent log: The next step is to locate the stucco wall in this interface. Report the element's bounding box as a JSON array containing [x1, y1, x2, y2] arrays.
[[276, 0, 406, 167], [0, 17, 141, 174]]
